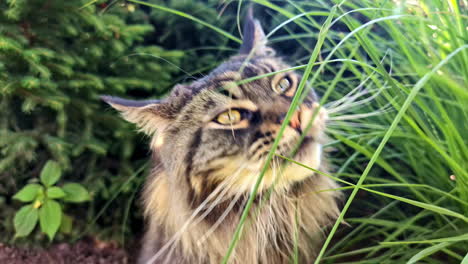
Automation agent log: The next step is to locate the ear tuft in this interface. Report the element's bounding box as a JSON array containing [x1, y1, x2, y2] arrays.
[[101, 95, 161, 110], [239, 6, 269, 55], [101, 95, 170, 136]]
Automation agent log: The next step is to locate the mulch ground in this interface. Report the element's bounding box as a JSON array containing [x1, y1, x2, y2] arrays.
[[0, 238, 131, 264]]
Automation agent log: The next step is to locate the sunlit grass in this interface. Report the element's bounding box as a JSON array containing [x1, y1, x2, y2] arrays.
[[102, 0, 467, 262]]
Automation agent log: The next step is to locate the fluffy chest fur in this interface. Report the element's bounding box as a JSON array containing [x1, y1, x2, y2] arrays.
[[141, 167, 339, 264]]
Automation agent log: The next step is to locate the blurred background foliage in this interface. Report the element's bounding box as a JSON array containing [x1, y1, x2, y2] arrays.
[[0, 0, 303, 244], [1, 0, 467, 263], [0, 0, 198, 243]]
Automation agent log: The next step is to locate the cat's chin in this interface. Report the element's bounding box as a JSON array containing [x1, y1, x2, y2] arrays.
[[279, 139, 322, 183], [241, 138, 322, 192], [265, 102, 328, 188], [208, 140, 322, 194]]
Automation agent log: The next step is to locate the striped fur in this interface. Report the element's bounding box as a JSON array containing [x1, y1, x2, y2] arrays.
[[103, 13, 340, 264]]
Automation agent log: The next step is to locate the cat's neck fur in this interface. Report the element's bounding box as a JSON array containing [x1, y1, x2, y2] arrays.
[[139, 156, 340, 264]]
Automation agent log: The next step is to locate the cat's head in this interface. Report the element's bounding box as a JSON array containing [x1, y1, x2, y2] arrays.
[[102, 10, 328, 198]]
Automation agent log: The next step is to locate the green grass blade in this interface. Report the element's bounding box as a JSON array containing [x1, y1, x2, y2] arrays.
[[221, 6, 338, 263], [363, 188, 468, 223], [278, 154, 468, 222], [381, 233, 468, 245], [462, 252, 468, 264], [314, 44, 468, 263]]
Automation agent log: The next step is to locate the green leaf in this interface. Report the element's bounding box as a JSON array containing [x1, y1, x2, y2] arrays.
[[407, 242, 453, 264], [60, 214, 73, 234], [40, 161, 62, 187], [39, 200, 62, 240], [62, 183, 91, 203], [13, 184, 42, 202], [462, 252, 468, 264], [14, 204, 38, 238], [368, 188, 468, 223], [381, 233, 468, 245], [46, 186, 65, 199]]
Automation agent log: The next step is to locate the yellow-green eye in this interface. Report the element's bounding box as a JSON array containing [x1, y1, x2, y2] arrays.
[[274, 77, 291, 94], [215, 109, 242, 125]]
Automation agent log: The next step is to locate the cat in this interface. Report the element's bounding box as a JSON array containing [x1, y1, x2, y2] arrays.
[[102, 8, 340, 264]]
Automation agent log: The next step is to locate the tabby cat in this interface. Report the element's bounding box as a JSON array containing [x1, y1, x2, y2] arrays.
[[102, 9, 340, 264]]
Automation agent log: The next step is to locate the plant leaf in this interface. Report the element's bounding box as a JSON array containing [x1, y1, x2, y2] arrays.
[[381, 233, 468, 245], [14, 204, 38, 238], [407, 242, 453, 264], [365, 189, 468, 223], [46, 186, 65, 199], [39, 200, 62, 240], [62, 183, 91, 203], [40, 161, 62, 187], [462, 252, 468, 264], [13, 184, 42, 202], [60, 214, 73, 234]]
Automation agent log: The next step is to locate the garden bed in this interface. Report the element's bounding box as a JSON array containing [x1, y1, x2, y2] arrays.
[[0, 238, 130, 264]]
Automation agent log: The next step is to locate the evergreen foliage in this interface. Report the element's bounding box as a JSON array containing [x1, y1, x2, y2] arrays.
[[145, 0, 239, 76], [0, 0, 185, 242], [1, 0, 466, 262]]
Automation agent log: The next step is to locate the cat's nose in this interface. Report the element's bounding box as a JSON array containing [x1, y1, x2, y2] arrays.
[[277, 111, 301, 131]]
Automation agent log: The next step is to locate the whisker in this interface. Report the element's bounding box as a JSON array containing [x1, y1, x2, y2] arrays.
[[163, 181, 241, 264], [326, 49, 392, 111], [162, 175, 244, 263], [324, 128, 355, 136], [327, 88, 387, 114], [195, 177, 241, 219], [327, 121, 388, 130], [149, 162, 250, 263], [328, 104, 393, 121], [111, 53, 199, 79], [196, 190, 245, 245], [325, 75, 372, 110]]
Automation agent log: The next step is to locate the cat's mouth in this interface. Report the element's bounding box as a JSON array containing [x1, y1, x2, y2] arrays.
[[262, 104, 326, 186], [277, 103, 327, 155], [296, 103, 327, 137], [250, 103, 326, 164], [276, 136, 313, 157]]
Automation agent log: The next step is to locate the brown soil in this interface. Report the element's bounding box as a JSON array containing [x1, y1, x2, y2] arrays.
[[0, 238, 130, 264]]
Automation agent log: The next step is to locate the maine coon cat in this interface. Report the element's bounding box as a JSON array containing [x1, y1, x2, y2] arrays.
[[102, 9, 340, 264]]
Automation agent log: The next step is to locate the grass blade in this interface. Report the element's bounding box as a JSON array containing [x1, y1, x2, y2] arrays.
[[221, 6, 338, 263], [314, 43, 468, 263]]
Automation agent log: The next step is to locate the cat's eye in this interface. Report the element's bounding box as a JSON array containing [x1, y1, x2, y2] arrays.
[[206, 105, 256, 129], [275, 77, 291, 94], [272, 76, 295, 96], [215, 109, 242, 125]]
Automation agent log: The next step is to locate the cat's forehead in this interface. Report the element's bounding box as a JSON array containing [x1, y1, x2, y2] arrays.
[[175, 55, 291, 99], [209, 55, 287, 77]]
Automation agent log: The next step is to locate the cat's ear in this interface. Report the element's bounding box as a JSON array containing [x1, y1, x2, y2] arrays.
[[101, 95, 172, 135], [239, 7, 272, 56]]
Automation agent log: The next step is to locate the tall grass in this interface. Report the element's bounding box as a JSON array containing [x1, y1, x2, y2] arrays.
[[127, 0, 467, 262]]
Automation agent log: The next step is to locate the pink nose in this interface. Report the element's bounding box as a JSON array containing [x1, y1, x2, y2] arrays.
[[277, 110, 301, 130], [290, 110, 301, 130]]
